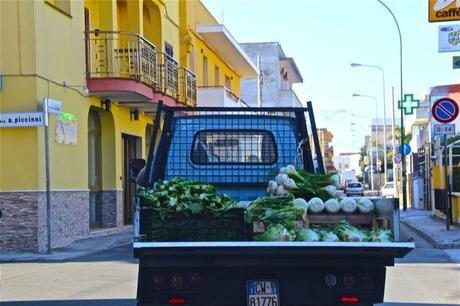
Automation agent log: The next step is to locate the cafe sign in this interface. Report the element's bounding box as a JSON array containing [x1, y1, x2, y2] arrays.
[[429, 0, 460, 22]]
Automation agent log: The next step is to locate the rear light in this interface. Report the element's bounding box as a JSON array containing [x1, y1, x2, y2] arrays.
[[168, 297, 187, 304], [170, 274, 184, 289], [343, 274, 357, 288], [153, 274, 165, 290], [324, 273, 337, 287], [341, 296, 359, 303], [190, 273, 203, 289]]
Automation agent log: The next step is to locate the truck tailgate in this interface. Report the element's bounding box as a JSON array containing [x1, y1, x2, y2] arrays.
[[134, 241, 414, 266]]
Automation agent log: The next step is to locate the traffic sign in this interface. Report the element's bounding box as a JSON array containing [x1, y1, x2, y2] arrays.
[[393, 152, 402, 164], [454, 56, 460, 69], [398, 94, 420, 115], [434, 123, 456, 135], [431, 97, 459, 123], [398, 143, 412, 156]]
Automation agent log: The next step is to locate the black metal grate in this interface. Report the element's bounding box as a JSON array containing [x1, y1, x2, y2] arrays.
[[140, 208, 247, 241]]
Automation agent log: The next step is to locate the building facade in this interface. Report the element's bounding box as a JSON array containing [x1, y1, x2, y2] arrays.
[[334, 153, 362, 176], [0, 0, 251, 252], [240, 42, 303, 107]]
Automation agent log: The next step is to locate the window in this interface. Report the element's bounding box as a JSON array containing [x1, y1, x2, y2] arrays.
[[191, 130, 277, 165], [225, 75, 232, 91], [214, 65, 220, 86], [203, 56, 208, 86], [165, 42, 174, 57], [45, 0, 71, 16]]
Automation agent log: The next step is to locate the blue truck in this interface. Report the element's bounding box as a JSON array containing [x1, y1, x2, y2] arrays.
[[131, 103, 414, 306]]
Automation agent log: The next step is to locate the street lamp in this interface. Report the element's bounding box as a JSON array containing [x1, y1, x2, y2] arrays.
[[351, 62, 389, 185], [376, 0, 407, 210], [353, 93, 380, 191]]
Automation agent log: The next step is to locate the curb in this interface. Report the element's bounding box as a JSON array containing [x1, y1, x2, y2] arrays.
[[0, 236, 133, 263], [400, 219, 460, 249]]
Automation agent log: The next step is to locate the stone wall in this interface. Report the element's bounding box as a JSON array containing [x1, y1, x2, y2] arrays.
[[102, 190, 123, 228], [0, 189, 125, 253], [0, 192, 39, 252], [38, 190, 90, 250]]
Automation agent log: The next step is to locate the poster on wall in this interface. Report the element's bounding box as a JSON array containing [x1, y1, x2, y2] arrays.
[[55, 112, 77, 144], [439, 24, 460, 52]]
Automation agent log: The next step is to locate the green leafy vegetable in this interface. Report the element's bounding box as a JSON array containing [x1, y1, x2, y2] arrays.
[[137, 177, 238, 217]]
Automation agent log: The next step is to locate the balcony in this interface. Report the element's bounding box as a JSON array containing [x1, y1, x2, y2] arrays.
[[85, 30, 196, 109], [279, 90, 303, 107], [197, 86, 248, 107]]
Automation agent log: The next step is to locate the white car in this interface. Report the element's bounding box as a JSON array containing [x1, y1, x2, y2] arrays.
[[345, 182, 364, 197], [381, 182, 398, 198]]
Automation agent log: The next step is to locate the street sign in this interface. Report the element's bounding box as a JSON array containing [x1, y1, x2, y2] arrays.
[[429, 0, 460, 22], [398, 94, 420, 115], [0, 112, 45, 128], [398, 143, 412, 156], [454, 56, 460, 69], [44, 98, 62, 115], [393, 152, 402, 164], [434, 123, 456, 135], [431, 97, 459, 123]]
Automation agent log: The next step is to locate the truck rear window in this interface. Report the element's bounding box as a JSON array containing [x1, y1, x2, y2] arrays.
[[191, 130, 277, 165]]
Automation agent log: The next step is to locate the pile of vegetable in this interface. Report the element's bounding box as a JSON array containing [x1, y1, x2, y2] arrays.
[[267, 165, 340, 202], [137, 177, 238, 217], [267, 165, 374, 215], [246, 195, 307, 241]]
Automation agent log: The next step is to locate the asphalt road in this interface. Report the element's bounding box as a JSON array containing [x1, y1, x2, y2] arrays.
[[1, 224, 459, 306]]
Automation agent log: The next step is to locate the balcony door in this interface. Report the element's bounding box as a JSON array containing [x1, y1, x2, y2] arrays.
[[122, 134, 141, 225]]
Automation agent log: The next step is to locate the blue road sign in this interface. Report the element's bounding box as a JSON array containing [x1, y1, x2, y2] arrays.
[[398, 144, 411, 156], [393, 152, 402, 164]]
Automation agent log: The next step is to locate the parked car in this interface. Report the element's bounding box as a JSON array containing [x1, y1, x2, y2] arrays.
[[381, 182, 399, 198], [345, 182, 364, 197]]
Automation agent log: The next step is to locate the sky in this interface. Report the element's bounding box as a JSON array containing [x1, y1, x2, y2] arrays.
[[201, 0, 460, 154]]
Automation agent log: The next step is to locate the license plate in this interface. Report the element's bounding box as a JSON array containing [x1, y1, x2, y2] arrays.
[[247, 280, 279, 306]]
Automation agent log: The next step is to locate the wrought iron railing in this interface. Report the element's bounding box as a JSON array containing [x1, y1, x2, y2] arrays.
[[180, 67, 197, 106], [86, 30, 157, 87], [157, 52, 179, 99], [86, 30, 196, 105]]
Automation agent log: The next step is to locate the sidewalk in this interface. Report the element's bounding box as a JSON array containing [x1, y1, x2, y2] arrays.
[[0, 228, 133, 262], [400, 209, 460, 249]]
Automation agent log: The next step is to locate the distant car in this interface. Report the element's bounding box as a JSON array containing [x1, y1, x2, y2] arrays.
[[381, 182, 398, 198], [345, 182, 364, 197]]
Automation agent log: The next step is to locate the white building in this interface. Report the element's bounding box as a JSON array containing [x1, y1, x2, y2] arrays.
[[240, 42, 303, 107], [334, 152, 362, 176]]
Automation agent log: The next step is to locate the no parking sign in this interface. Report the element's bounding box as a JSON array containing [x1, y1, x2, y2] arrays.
[[431, 98, 458, 124]]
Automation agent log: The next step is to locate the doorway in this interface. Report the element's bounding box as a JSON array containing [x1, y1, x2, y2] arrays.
[[88, 109, 103, 229], [123, 134, 141, 225]]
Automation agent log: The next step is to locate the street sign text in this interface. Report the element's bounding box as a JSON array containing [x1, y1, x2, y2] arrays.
[[434, 123, 456, 135], [0, 112, 45, 128]]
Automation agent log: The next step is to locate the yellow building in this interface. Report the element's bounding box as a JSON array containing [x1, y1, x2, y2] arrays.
[[0, 0, 257, 252]]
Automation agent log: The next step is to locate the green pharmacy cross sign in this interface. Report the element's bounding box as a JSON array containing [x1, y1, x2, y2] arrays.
[[398, 94, 420, 115]]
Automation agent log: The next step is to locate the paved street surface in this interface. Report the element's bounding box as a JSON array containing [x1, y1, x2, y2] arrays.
[[1, 224, 459, 306]]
